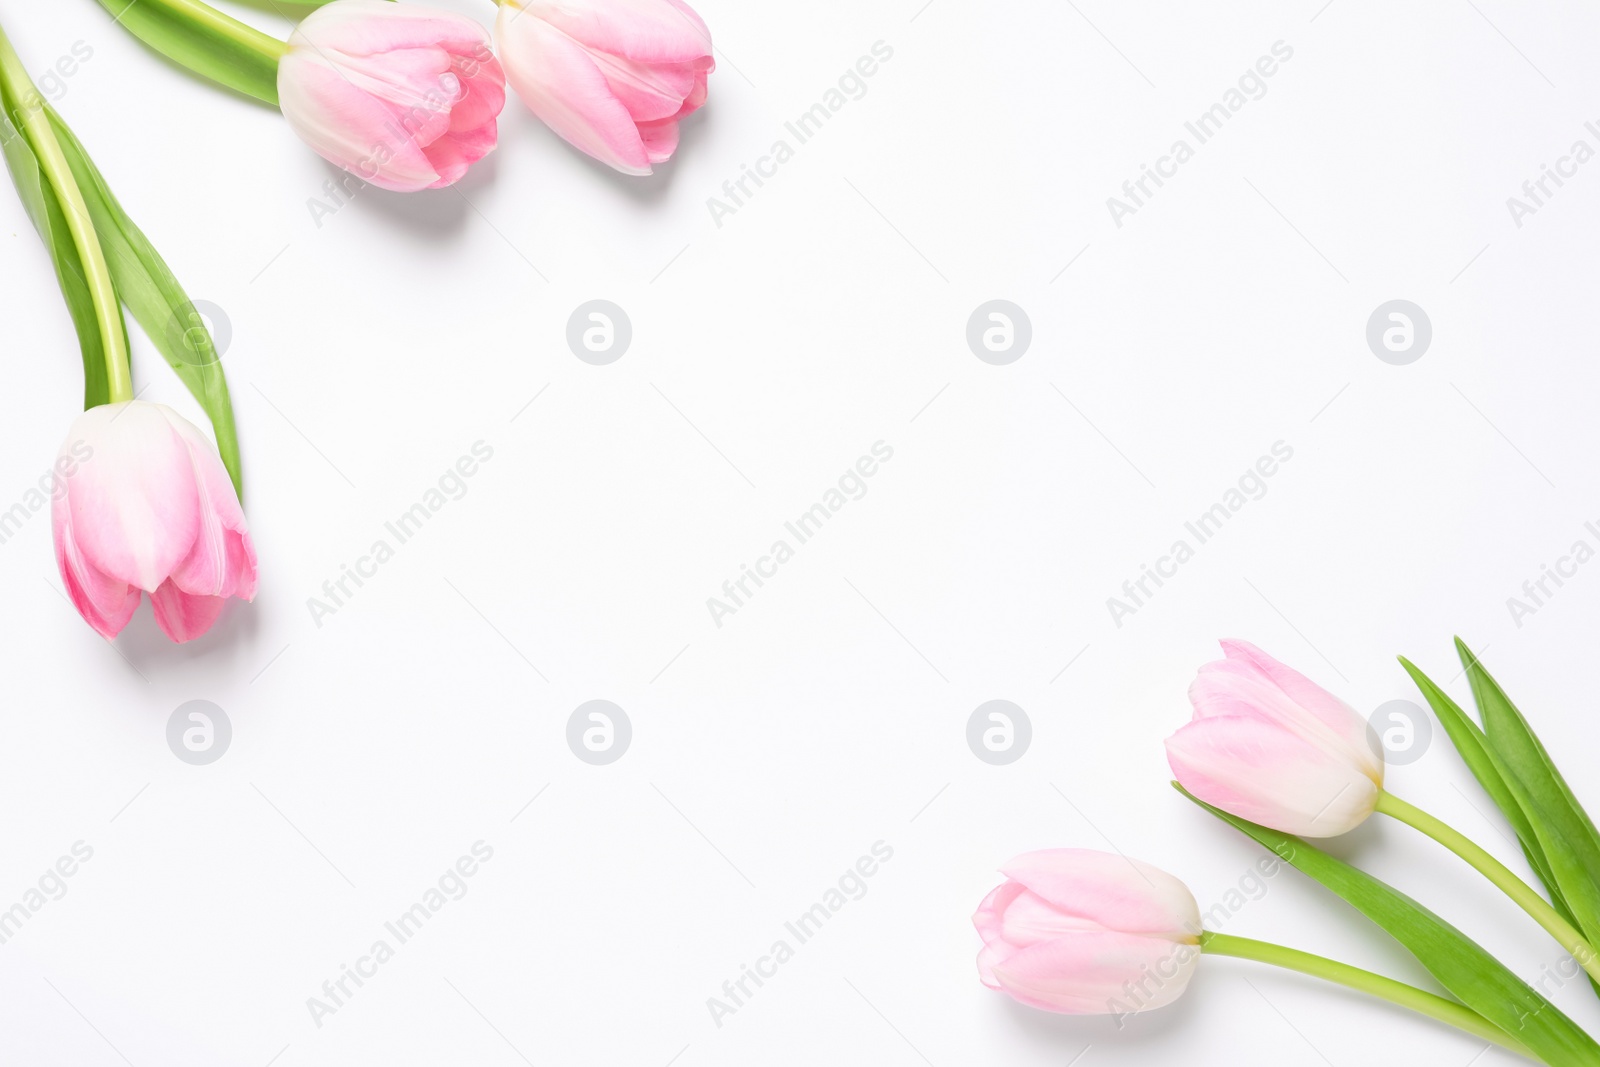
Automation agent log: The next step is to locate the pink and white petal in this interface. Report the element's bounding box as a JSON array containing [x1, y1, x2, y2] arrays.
[[1220, 639, 1381, 776], [61, 402, 199, 592], [976, 939, 1015, 989], [149, 581, 227, 643], [1165, 715, 1380, 837], [498, 14, 651, 174], [422, 122, 499, 187], [999, 849, 1199, 938], [990, 931, 1198, 1015], [678, 64, 711, 113], [279, 55, 441, 192], [589, 50, 699, 121], [448, 56, 507, 133], [293, 1, 492, 57], [54, 512, 140, 639], [662, 0, 712, 42], [1188, 665, 1380, 785], [521, 0, 712, 66], [637, 117, 679, 164], [994, 888, 1113, 948], [159, 409, 257, 600], [972, 880, 1026, 945]]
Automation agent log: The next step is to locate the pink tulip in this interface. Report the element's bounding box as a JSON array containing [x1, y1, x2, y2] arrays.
[[974, 849, 1201, 1015], [278, 1, 506, 192], [496, 0, 713, 175], [1165, 640, 1383, 837], [53, 402, 257, 643]]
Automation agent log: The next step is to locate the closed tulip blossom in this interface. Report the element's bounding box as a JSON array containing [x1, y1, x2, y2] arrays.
[[1165, 640, 1600, 986], [495, 0, 714, 175], [1165, 640, 1384, 837], [278, 1, 506, 192], [974, 849, 1202, 1015], [972, 848, 1544, 1053], [53, 402, 257, 643]]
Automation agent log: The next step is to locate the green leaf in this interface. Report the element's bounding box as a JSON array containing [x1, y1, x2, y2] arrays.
[[91, 0, 284, 107], [1456, 639, 1600, 968], [1400, 656, 1563, 903], [1178, 782, 1600, 1066], [45, 107, 243, 497], [0, 85, 120, 408]]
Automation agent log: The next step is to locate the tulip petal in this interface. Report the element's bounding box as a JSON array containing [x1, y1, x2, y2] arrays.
[[54, 513, 140, 639], [636, 117, 680, 164], [448, 53, 508, 133], [60, 402, 200, 592], [291, 0, 494, 56], [279, 54, 443, 192], [517, 0, 712, 66], [159, 409, 257, 601], [991, 931, 1198, 1015], [149, 581, 226, 643], [590, 50, 702, 121], [1000, 849, 1201, 937], [1166, 714, 1380, 837], [1193, 653, 1382, 784], [498, 13, 653, 174], [280, 4, 503, 193], [1219, 638, 1381, 773]]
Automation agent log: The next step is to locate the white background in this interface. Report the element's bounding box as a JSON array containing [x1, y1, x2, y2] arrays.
[[1, 0, 1599, 1064]]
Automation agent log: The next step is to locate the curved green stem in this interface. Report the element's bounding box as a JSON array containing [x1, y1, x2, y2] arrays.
[[92, 0, 285, 106], [1378, 792, 1600, 985], [1202, 932, 1537, 1060], [0, 23, 131, 402], [127, 0, 286, 61]]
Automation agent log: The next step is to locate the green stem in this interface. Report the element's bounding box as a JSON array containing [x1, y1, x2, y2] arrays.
[[1201, 932, 1537, 1060], [0, 22, 132, 402], [127, 0, 286, 61], [1377, 792, 1600, 985], [92, 0, 286, 106]]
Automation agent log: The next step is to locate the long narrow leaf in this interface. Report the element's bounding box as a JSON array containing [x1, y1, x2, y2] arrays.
[[0, 89, 117, 407], [1178, 783, 1600, 1066], [1400, 657, 1563, 902], [45, 107, 242, 496], [1456, 639, 1600, 969]]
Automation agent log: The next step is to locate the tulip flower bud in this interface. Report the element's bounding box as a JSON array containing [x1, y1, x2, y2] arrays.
[[1165, 640, 1384, 838], [53, 401, 257, 643], [496, 0, 713, 175], [278, 1, 506, 192], [974, 849, 1202, 1015]]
